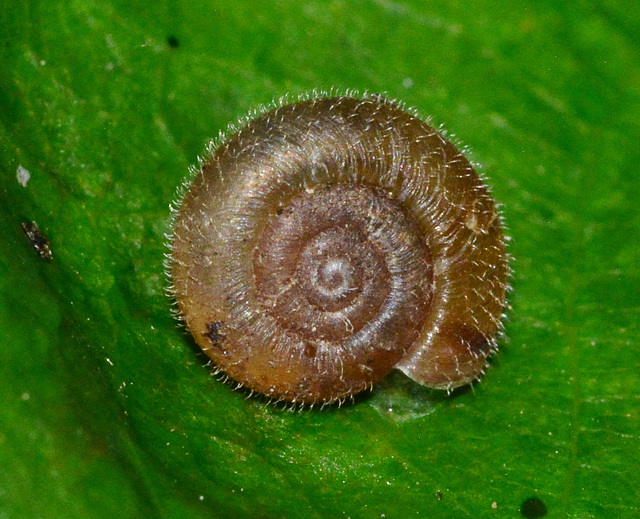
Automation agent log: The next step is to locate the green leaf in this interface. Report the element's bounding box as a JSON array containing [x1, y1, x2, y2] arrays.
[[1, 1, 638, 517]]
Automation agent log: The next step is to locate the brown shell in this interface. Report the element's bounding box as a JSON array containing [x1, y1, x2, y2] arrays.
[[168, 94, 509, 405]]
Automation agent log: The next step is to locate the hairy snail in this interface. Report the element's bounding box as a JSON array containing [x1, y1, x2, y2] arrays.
[[168, 94, 509, 405]]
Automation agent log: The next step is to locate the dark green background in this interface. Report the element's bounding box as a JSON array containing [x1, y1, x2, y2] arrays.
[[1, 1, 638, 518]]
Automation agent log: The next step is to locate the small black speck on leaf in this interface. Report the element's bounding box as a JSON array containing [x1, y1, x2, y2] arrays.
[[167, 36, 180, 48], [520, 497, 547, 518]]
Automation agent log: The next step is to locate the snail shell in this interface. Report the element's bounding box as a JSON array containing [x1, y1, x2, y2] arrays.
[[168, 94, 509, 405]]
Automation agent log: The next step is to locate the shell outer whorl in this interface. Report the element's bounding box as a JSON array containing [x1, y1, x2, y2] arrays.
[[169, 94, 510, 405]]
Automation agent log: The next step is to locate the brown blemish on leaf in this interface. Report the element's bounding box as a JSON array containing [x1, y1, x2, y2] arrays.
[[21, 221, 52, 260]]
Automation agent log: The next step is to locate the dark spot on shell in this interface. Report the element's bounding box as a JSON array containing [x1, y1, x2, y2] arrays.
[[303, 344, 317, 358], [204, 322, 226, 349]]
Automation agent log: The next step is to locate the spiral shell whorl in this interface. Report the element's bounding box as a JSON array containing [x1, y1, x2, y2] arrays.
[[169, 94, 509, 404]]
